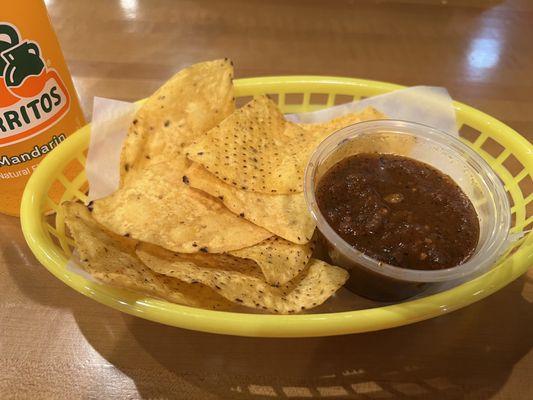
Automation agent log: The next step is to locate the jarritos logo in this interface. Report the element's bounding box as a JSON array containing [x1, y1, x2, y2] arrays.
[[0, 23, 70, 147]]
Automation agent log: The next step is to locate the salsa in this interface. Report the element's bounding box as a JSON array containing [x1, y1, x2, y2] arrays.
[[316, 153, 479, 270]]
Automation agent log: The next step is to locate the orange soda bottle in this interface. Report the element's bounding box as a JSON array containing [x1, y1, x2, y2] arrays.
[[0, 0, 85, 216]]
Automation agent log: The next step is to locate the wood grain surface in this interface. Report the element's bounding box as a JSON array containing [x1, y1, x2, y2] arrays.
[[1, 0, 532, 399]]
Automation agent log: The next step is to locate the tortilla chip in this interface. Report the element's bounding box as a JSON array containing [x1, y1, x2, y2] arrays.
[[92, 163, 272, 253], [63, 201, 232, 310], [186, 95, 313, 194], [137, 242, 348, 314], [299, 107, 417, 159], [185, 163, 315, 244], [121, 59, 234, 185], [230, 237, 313, 286], [186, 99, 388, 194], [136, 241, 263, 277], [298, 106, 386, 141]]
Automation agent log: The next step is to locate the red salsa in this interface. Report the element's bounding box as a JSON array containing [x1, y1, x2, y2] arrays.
[[316, 153, 479, 270]]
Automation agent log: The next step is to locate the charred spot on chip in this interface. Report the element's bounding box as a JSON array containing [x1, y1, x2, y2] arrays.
[[197, 152, 204, 156], [182, 175, 190, 184], [218, 195, 224, 200], [124, 233, 130, 237], [199, 247, 209, 253], [124, 163, 130, 172], [239, 212, 245, 218], [164, 120, 171, 127], [132, 119, 138, 125]]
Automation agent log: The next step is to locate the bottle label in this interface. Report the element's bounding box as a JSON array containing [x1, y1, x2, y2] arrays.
[[0, 22, 70, 147]]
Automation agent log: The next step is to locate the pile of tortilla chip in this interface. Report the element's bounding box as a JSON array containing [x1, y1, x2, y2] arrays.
[[63, 59, 386, 314]]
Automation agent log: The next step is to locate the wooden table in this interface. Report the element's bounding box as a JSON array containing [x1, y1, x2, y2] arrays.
[[1, 0, 532, 398]]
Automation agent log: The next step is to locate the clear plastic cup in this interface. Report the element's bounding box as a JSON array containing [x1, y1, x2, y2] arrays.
[[304, 120, 511, 301]]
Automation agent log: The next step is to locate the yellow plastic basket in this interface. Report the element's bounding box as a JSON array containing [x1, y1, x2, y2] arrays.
[[20, 76, 533, 337]]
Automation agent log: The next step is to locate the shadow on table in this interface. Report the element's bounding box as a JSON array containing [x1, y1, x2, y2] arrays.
[[71, 276, 532, 400], [6, 210, 529, 400], [4, 215, 530, 400], [1, 215, 85, 309]]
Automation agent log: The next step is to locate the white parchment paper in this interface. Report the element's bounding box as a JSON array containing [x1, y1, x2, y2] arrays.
[[87, 98, 140, 201], [287, 85, 457, 135]]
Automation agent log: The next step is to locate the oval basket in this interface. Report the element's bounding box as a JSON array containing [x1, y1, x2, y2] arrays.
[[20, 76, 533, 337]]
